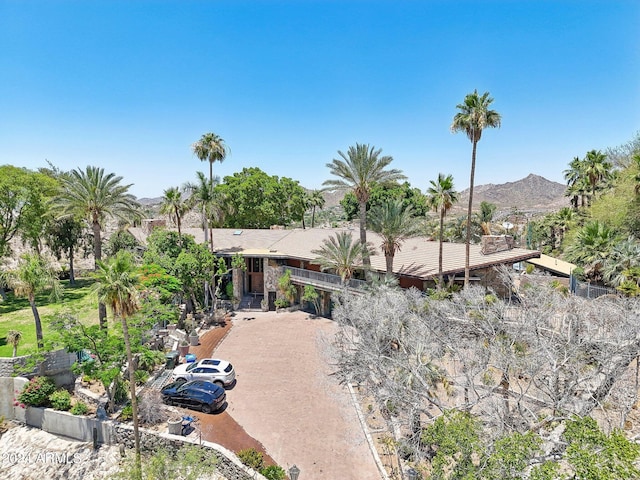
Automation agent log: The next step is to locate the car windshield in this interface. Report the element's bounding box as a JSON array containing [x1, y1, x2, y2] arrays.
[[186, 362, 198, 372], [224, 364, 233, 373]]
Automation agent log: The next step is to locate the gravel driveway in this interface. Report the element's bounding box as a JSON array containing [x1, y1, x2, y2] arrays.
[[214, 311, 381, 480]]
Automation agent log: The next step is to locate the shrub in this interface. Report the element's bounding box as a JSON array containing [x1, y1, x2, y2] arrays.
[[260, 465, 286, 480], [49, 389, 72, 411], [137, 349, 164, 373], [274, 298, 289, 309], [237, 447, 264, 470], [18, 376, 56, 407], [134, 370, 149, 385], [70, 401, 89, 416], [138, 390, 166, 426], [120, 404, 133, 421]]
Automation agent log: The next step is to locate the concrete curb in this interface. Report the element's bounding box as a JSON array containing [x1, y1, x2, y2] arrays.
[[346, 382, 390, 480]]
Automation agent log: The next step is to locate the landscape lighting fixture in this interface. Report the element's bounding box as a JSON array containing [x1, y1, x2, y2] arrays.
[[288, 464, 300, 480]]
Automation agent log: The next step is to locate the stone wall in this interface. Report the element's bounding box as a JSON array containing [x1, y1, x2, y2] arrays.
[[480, 235, 515, 255], [113, 424, 265, 480], [141, 218, 166, 235], [2, 376, 266, 480], [0, 349, 75, 386]]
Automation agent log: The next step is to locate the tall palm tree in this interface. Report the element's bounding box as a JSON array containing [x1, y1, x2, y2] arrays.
[[311, 231, 371, 284], [368, 199, 420, 275], [308, 190, 326, 228], [582, 149, 612, 202], [5, 254, 62, 349], [53, 166, 141, 328], [93, 251, 142, 478], [427, 173, 458, 286], [159, 186, 190, 238], [451, 90, 501, 287], [564, 156, 585, 209], [323, 143, 405, 272], [192, 132, 229, 186], [184, 171, 223, 251]]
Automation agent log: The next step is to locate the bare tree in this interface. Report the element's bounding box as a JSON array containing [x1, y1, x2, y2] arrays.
[[329, 271, 640, 462]]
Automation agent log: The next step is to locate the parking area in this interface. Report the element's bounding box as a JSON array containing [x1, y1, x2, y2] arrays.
[[211, 311, 381, 480]]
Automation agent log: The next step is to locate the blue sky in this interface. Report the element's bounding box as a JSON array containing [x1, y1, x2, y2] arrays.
[[1, 1, 638, 199]]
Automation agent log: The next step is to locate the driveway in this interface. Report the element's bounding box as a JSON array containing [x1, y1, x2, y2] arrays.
[[213, 311, 381, 480]]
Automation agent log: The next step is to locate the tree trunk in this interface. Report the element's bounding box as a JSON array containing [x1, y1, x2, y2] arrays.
[[93, 220, 107, 329], [464, 139, 478, 288], [359, 200, 370, 271], [311, 207, 316, 228], [29, 294, 44, 349], [438, 209, 445, 287], [121, 315, 142, 478], [68, 245, 76, 286], [385, 254, 393, 275]]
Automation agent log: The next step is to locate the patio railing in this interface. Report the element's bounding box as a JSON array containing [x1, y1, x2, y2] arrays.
[[282, 266, 367, 292]]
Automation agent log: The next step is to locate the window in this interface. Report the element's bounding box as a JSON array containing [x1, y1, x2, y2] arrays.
[[250, 258, 263, 272]]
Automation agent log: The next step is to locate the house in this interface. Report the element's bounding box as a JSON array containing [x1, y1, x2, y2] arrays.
[[129, 226, 541, 314]]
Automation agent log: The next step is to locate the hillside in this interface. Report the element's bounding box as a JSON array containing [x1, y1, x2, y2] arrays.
[[136, 173, 568, 224], [454, 173, 568, 215]]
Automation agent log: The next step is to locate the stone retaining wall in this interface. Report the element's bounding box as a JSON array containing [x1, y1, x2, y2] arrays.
[[2, 376, 265, 480], [113, 423, 263, 480]]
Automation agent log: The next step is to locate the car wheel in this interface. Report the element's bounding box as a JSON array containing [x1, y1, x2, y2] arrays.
[[201, 403, 212, 414], [214, 380, 224, 388], [176, 377, 187, 383]]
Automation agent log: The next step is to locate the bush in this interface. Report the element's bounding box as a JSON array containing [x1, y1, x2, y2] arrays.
[[274, 298, 289, 309], [120, 404, 133, 421], [134, 370, 149, 385], [70, 401, 89, 416], [260, 465, 286, 480], [237, 448, 264, 470], [18, 376, 57, 407], [49, 389, 72, 411], [138, 390, 166, 426]]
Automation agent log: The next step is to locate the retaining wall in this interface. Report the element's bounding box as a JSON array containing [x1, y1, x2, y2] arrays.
[[2, 376, 264, 480]]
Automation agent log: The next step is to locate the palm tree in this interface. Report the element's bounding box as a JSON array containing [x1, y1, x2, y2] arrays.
[[308, 190, 325, 228], [427, 173, 458, 286], [565, 221, 618, 281], [582, 149, 612, 202], [6, 330, 22, 357], [368, 199, 420, 275], [323, 144, 405, 272], [311, 231, 372, 284], [564, 156, 585, 209], [5, 254, 62, 349], [192, 132, 229, 186], [53, 166, 141, 328], [93, 251, 142, 477], [451, 90, 501, 287], [474, 201, 497, 236], [159, 186, 190, 238], [184, 171, 223, 251], [602, 237, 640, 287]]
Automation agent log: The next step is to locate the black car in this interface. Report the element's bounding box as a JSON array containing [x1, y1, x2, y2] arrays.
[[160, 380, 226, 414]]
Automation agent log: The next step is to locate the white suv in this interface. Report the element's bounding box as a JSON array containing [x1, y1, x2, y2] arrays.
[[171, 358, 236, 387]]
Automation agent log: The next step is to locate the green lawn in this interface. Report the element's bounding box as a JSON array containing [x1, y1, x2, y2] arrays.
[[0, 278, 100, 357]]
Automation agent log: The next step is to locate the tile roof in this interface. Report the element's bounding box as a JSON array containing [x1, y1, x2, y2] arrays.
[[129, 226, 540, 281]]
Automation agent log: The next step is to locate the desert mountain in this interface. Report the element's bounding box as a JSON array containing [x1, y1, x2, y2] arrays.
[[453, 174, 568, 214], [135, 173, 569, 216]]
